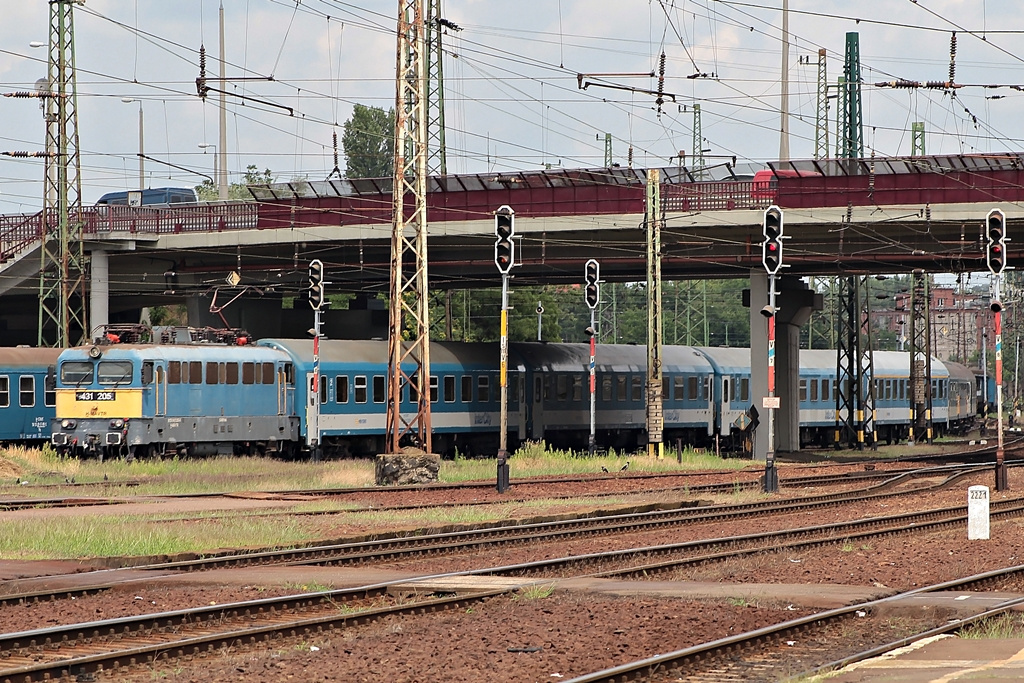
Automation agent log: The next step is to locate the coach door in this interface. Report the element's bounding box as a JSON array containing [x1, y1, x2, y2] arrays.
[[530, 374, 545, 440], [155, 364, 165, 415]]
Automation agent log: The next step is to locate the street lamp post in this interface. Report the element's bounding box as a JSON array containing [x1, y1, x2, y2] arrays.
[[121, 98, 143, 190], [198, 143, 218, 196]]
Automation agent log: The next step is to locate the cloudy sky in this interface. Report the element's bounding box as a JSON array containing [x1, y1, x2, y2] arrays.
[[0, 1, 1021, 213]]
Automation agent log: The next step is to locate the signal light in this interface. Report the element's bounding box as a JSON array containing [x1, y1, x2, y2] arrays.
[[494, 205, 515, 273], [762, 206, 784, 274], [308, 259, 325, 310], [992, 299, 1003, 313], [584, 259, 600, 309], [986, 208, 1007, 275]]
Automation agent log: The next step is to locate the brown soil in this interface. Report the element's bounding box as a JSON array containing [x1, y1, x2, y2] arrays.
[[0, 464, 1020, 682]]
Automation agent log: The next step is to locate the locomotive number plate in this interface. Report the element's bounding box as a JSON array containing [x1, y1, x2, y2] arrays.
[[76, 391, 116, 401]]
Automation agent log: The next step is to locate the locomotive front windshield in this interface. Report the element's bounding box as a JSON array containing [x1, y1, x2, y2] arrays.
[[61, 362, 94, 385], [98, 361, 133, 385]]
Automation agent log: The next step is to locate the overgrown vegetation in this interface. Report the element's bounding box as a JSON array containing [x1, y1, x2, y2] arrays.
[[959, 613, 1024, 639]]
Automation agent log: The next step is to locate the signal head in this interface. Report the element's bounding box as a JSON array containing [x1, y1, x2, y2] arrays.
[[763, 205, 784, 239], [584, 259, 600, 284], [495, 205, 515, 239]]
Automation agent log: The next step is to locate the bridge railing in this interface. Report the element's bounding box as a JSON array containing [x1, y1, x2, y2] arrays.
[[662, 180, 773, 212], [85, 202, 259, 235], [0, 212, 44, 264]]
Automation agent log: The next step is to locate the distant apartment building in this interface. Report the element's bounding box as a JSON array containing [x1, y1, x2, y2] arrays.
[[872, 286, 994, 363]]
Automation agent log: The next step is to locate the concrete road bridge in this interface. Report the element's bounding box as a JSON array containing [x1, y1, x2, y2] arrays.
[[1, 152, 1022, 343]]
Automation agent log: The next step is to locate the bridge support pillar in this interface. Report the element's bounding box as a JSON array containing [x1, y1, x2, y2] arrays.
[[89, 249, 109, 341], [749, 271, 822, 460]]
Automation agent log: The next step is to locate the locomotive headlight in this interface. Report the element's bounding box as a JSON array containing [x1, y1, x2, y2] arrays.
[[61, 419, 76, 429], [110, 419, 124, 429]]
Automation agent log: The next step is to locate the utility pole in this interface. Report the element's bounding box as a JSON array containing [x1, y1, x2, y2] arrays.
[[646, 170, 664, 459], [779, 0, 790, 161], [218, 2, 228, 199], [38, 0, 87, 348], [386, 0, 432, 455]]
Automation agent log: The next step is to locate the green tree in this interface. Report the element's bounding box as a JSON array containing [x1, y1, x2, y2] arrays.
[[342, 104, 395, 179], [195, 165, 275, 201]]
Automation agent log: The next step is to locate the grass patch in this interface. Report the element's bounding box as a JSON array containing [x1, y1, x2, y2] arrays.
[[959, 613, 1024, 639], [0, 513, 321, 560], [517, 583, 556, 600]]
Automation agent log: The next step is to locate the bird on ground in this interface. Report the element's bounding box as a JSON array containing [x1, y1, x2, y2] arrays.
[[620, 461, 630, 472], [601, 466, 609, 473], [103, 473, 109, 481]]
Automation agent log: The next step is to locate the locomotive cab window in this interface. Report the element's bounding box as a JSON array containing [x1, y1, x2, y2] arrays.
[[61, 361, 93, 385], [142, 362, 154, 384], [98, 361, 132, 385], [19, 376, 34, 407]]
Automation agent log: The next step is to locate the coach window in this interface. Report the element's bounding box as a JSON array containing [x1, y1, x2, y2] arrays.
[[572, 375, 583, 402], [723, 378, 731, 404], [631, 376, 643, 402], [354, 376, 367, 403], [168, 361, 181, 384], [19, 376, 34, 407], [703, 376, 711, 401], [44, 370, 55, 407], [319, 375, 328, 404], [98, 361, 133, 385], [673, 376, 685, 401], [226, 362, 239, 385], [740, 377, 750, 403], [206, 362, 219, 384], [799, 379, 808, 402], [661, 377, 670, 402], [430, 376, 439, 403], [477, 375, 490, 402], [556, 375, 568, 401], [408, 376, 420, 403], [601, 376, 612, 402], [0, 377, 8, 407], [442, 375, 455, 403], [61, 361, 93, 385], [810, 378, 818, 402], [820, 379, 829, 402], [462, 375, 473, 403], [616, 375, 627, 401], [336, 376, 349, 403], [373, 375, 386, 403], [687, 376, 698, 401]]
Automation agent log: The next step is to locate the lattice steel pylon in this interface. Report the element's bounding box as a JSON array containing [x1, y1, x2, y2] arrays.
[[691, 104, 705, 180], [38, 0, 87, 348], [834, 276, 858, 448], [911, 121, 925, 157], [386, 0, 432, 454], [814, 49, 829, 160], [908, 270, 933, 443], [425, 0, 447, 176], [839, 32, 864, 160], [858, 276, 877, 449]]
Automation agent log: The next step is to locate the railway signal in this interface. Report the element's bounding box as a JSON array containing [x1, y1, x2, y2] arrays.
[[762, 206, 784, 275], [584, 259, 600, 309], [494, 206, 515, 273], [308, 259, 325, 310], [986, 208, 1007, 277]]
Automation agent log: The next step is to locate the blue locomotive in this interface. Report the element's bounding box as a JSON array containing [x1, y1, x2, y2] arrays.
[[50, 337, 299, 460], [47, 333, 982, 460], [0, 347, 61, 443]]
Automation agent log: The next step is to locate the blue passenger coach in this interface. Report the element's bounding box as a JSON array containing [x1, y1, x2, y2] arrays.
[[51, 342, 298, 460], [0, 348, 60, 443], [259, 339, 511, 457]]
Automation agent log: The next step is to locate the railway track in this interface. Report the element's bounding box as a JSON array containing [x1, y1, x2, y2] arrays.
[[2, 500, 1024, 683], [0, 463, 990, 605], [561, 566, 1024, 683]]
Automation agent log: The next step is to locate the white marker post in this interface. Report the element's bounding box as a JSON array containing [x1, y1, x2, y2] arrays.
[[967, 485, 990, 540]]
